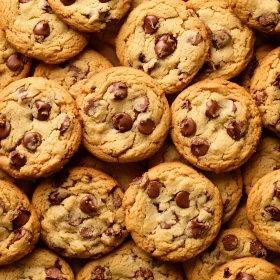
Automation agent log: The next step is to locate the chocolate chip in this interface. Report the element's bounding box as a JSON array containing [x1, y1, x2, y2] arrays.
[[265, 205, 280, 221], [6, 53, 24, 71], [155, 34, 177, 58], [182, 100, 192, 111], [69, 65, 82, 75], [175, 191, 190, 208], [134, 96, 149, 112], [226, 119, 246, 140], [60, 0, 75, 5], [189, 218, 209, 236], [222, 235, 238, 251], [80, 194, 97, 213], [11, 227, 26, 243], [23, 132, 42, 151], [105, 223, 122, 238], [191, 138, 209, 157], [12, 208, 30, 228], [272, 72, 280, 87], [274, 181, 280, 198], [146, 181, 162, 198], [42, 0, 53, 13], [202, 61, 220, 73], [139, 53, 146, 63], [0, 119, 11, 140], [187, 32, 203, 46], [45, 266, 64, 280], [112, 193, 122, 208], [33, 100, 51, 121], [255, 90, 268, 106], [144, 15, 159, 34], [180, 118, 196, 137], [113, 113, 133, 132], [109, 82, 128, 100], [131, 176, 145, 185], [259, 13, 278, 27], [68, 216, 83, 226], [19, 0, 32, 3], [99, 0, 110, 2], [49, 191, 62, 205], [135, 267, 154, 279], [138, 119, 155, 135], [33, 21, 50, 37], [237, 272, 255, 280], [92, 266, 105, 279], [79, 227, 93, 238], [223, 268, 232, 278], [211, 29, 231, 49], [249, 239, 266, 258], [59, 116, 70, 134], [84, 98, 99, 116], [206, 100, 221, 118], [9, 151, 27, 168]]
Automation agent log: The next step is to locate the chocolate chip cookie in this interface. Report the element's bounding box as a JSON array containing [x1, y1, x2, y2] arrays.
[[76, 66, 170, 163], [0, 180, 40, 265], [0, 77, 82, 180], [123, 162, 223, 262], [226, 204, 251, 230], [171, 79, 262, 172], [32, 166, 128, 258], [115, 0, 210, 94]]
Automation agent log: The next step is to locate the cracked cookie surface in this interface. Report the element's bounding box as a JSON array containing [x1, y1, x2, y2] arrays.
[[123, 162, 223, 262]]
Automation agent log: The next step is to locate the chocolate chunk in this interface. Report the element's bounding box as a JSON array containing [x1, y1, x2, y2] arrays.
[[33, 100, 51, 121], [105, 223, 122, 237], [237, 272, 255, 280], [249, 239, 266, 258], [259, 13, 278, 27], [80, 194, 97, 213], [99, 0, 110, 2], [42, 0, 53, 13], [60, 0, 75, 5], [189, 219, 209, 236], [92, 266, 106, 279], [175, 191, 190, 208], [11, 227, 26, 243], [9, 151, 27, 168], [226, 119, 246, 140], [69, 65, 82, 75], [134, 96, 149, 112], [222, 234, 238, 251], [112, 193, 122, 208], [12, 208, 30, 228], [146, 181, 162, 198], [33, 21, 50, 37], [84, 98, 99, 116], [206, 100, 221, 118], [49, 191, 62, 205], [223, 268, 232, 278], [272, 72, 280, 87], [113, 113, 133, 132], [45, 265, 64, 280], [182, 100, 192, 111], [191, 138, 209, 157], [255, 90, 268, 106], [79, 227, 93, 238], [68, 216, 83, 226], [138, 119, 155, 135], [180, 118, 196, 137], [187, 32, 203, 46], [144, 15, 159, 34], [109, 82, 128, 100], [155, 34, 177, 58], [59, 116, 70, 134], [211, 29, 231, 49], [265, 205, 280, 221], [274, 181, 280, 198], [0, 119, 11, 140], [23, 132, 42, 151], [135, 267, 154, 279], [6, 53, 23, 71]]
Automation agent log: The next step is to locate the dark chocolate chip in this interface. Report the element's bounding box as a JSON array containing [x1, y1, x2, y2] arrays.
[[109, 82, 128, 100], [0, 119, 11, 140], [12, 208, 30, 228], [222, 234, 238, 251], [134, 96, 149, 112], [146, 181, 162, 198], [69, 65, 82, 75], [113, 113, 133, 132], [99, 0, 110, 2], [189, 218, 209, 236], [79, 227, 93, 238], [23, 132, 42, 151], [155, 34, 177, 58], [92, 266, 106, 279], [255, 90, 268, 106], [42, 0, 53, 13], [226, 119, 246, 140], [6, 53, 23, 71], [259, 13, 278, 27], [112, 193, 122, 208], [68, 216, 83, 226], [191, 138, 209, 157], [45, 265, 64, 280], [139, 53, 146, 63], [274, 181, 280, 198], [187, 32, 203, 46], [265, 205, 280, 221], [84, 98, 99, 116], [175, 191, 190, 208], [211, 29, 231, 49], [206, 100, 221, 118], [237, 272, 255, 280], [33, 100, 51, 121], [223, 268, 232, 278], [137, 119, 155, 135], [60, 0, 75, 5], [105, 223, 122, 237], [135, 267, 154, 279], [80, 194, 97, 213], [11, 227, 26, 243], [180, 118, 196, 137], [272, 72, 280, 87], [9, 151, 27, 168], [202, 61, 220, 73], [49, 191, 62, 205], [249, 239, 266, 258], [144, 15, 159, 34], [33, 21, 50, 37], [59, 116, 70, 134], [19, 0, 32, 3], [182, 100, 192, 111]]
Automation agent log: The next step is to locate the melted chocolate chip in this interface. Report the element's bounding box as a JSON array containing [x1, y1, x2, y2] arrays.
[[59, 116, 70, 134], [222, 234, 238, 251], [80, 194, 97, 213], [19, 0, 32, 3], [92, 266, 106, 279], [134, 96, 149, 112], [189, 219, 209, 236], [33, 21, 50, 37], [68, 216, 83, 226], [33, 100, 51, 121], [160, 222, 172, 229], [265, 205, 280, 221], [45, 266, 64, 280], [84, 98, 99, 116], [155, 34, 177, 58], [224, 268, 232, 278], [60, 0, 75, 5], [146, 181, 162, 198], [249, 239, 266, 258], [0, 119, 11, 140], [259, 13, 278, 27], [11, 227, 26, 243], [12, 208, 30, 228], [49, 191, 62, 205], [274, 181, 280, 198], [6, 53, 24, 71], [255, 90, 268, 106], [187, 32, 203, 46], [135, 267, 154, 279], [180, 118, 196, 137], [226, 119, 246, 140], [99, 0, 110, 2], [42, 0, 53, 13], [109, 82, 128, 100], [112, 193, 122, 208], [191, 138, 209, 157], [79, 227, 93, 238], [182, 100, 192, 111], [131, 176, 145, 185], [113, 113, 133, 132], [138, 119, 155, 135], [23, 132, 42, 151], [237, 272, 255, 280], [9, 151, 27, 168], [175, 191, 190, 208], [206, 100, 221, 118], [210, 29, 231, 49], [144, 15, 159, 34], [105, 223, 122, 237]]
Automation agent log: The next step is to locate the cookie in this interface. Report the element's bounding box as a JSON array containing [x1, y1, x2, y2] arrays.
[[34, 49, 112, 100], [76, 239, 184, 280], [123, 162, 223, 262], [32, 166, 128, 258], [226, 204, 251, 230], [76, 66, 170, 163], [183, 228, 267, 280], [0, 248, 74, 279], [247, 169, 280, 253], [0, 29, 32, 91], [250, 46, 280, 137], [115, 0, 210, 94], [0, 180, 40, 265], [0, 77, 82, 180], [187, 0, 255, 81], [170, 79, 262, 172], [209, 257, 280, 280], [48, 0, 131, 33], [0, 0, 87, 64]]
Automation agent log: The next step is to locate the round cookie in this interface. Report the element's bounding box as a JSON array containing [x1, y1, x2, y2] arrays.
[[187, 0, 255, 81], [0, 248, 74, 279], [0, 29, 32, 91], [170, 79, 262, 172], [76, 240, 184, 280], [228, 0, 280, 34], [32, 166, 128, 258], [0, 0, 87, 64], [76, 66, 170, 163], [209, 257, 280, 280], [115, 0, 210, 94], [247, 169, 280, 253], [0, 77, 82, 180], [123, 162, 223, 262], [226, 204, 251, 229], [183, 228, 267, 280], [0, 180, 40, 265], [34, 49, 112, 100]]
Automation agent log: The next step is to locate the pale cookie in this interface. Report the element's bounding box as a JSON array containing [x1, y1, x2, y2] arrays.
[[0, 0, 87, 64], [76, 67, 170, 163], [183, 228, 267, 280], [0, 180, 40, 265], [226, 204, 251, 229], [0, 248, 74, 279], [209, 257, 280, 280], [32, 166, 128, 258], [171, 79, 262, 172], [123, 162, 223, 262], [0, 77, 82, 180], [34, 49, 112, 100], [115, 0, 210, 94], [76, 239, 184, 280], [187, 0, 255, 81]]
